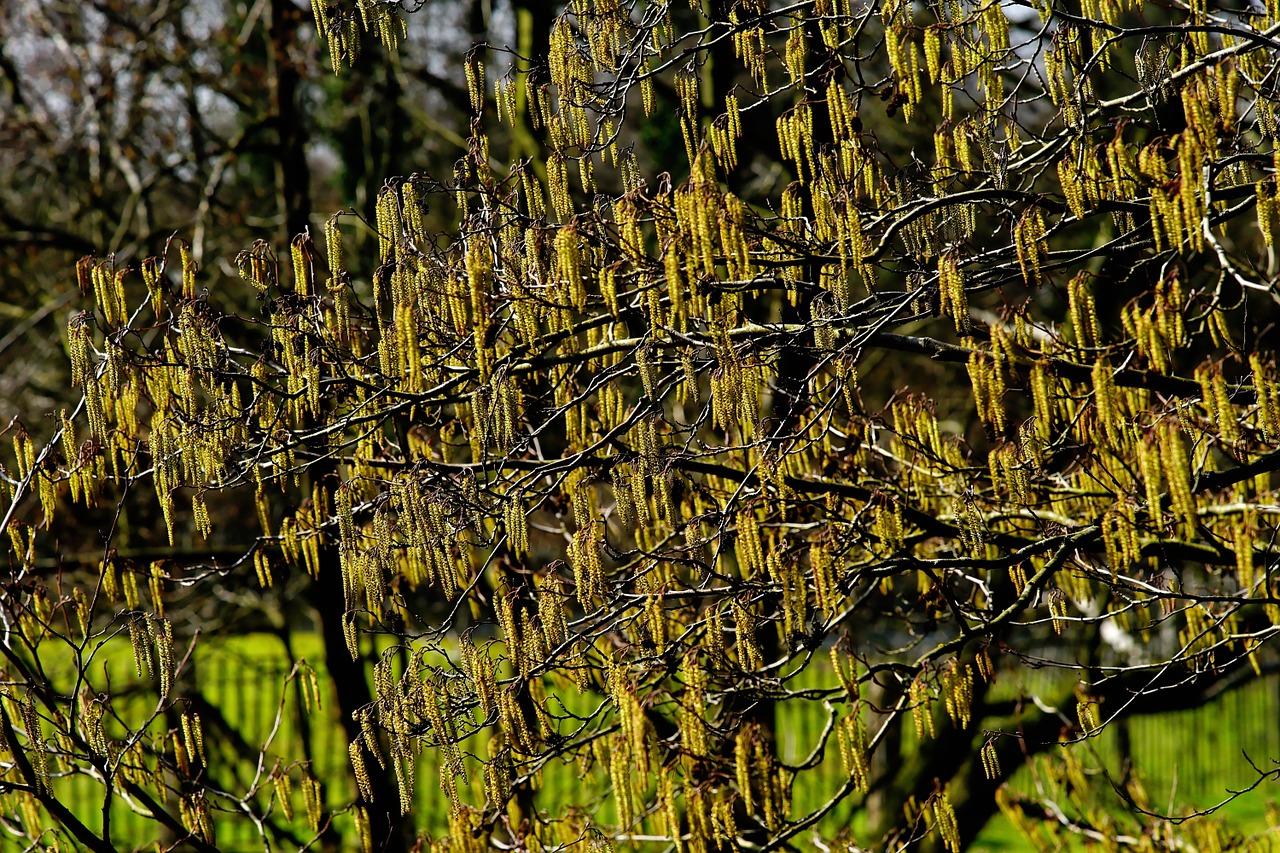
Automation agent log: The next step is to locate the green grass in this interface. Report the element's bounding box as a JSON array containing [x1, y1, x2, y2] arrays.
[[967, 673, 1280, 851], [25, 632, 1280, 850]]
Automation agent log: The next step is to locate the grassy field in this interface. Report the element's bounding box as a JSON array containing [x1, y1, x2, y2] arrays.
[[35, 632, 1280, 851]]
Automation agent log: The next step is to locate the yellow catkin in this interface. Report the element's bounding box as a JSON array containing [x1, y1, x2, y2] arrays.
[[931, 791, 961, 853], [937, 251, 969, 332], [981, 739, 1001, 779], [910, 676, 935, 739], [838, 710, 870, 791], [263, 765, 290, 824], [1159, 422, 1197, 535], [1014, 206, 1048, 286]]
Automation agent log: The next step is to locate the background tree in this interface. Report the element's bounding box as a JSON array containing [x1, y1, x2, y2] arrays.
[[0, 0, 507, 425], [5, 1, 1280, 851], [0, 1, 529, 845], [0, 1, 538, 850]]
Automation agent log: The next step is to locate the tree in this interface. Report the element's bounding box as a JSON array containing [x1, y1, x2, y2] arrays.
[[0, 5, 531, 844], [5, 0, 1280, 850], [0, 0, 502, 427]]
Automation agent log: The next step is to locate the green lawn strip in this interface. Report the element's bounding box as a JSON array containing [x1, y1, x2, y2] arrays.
[[30, 633, 1280, 848]]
